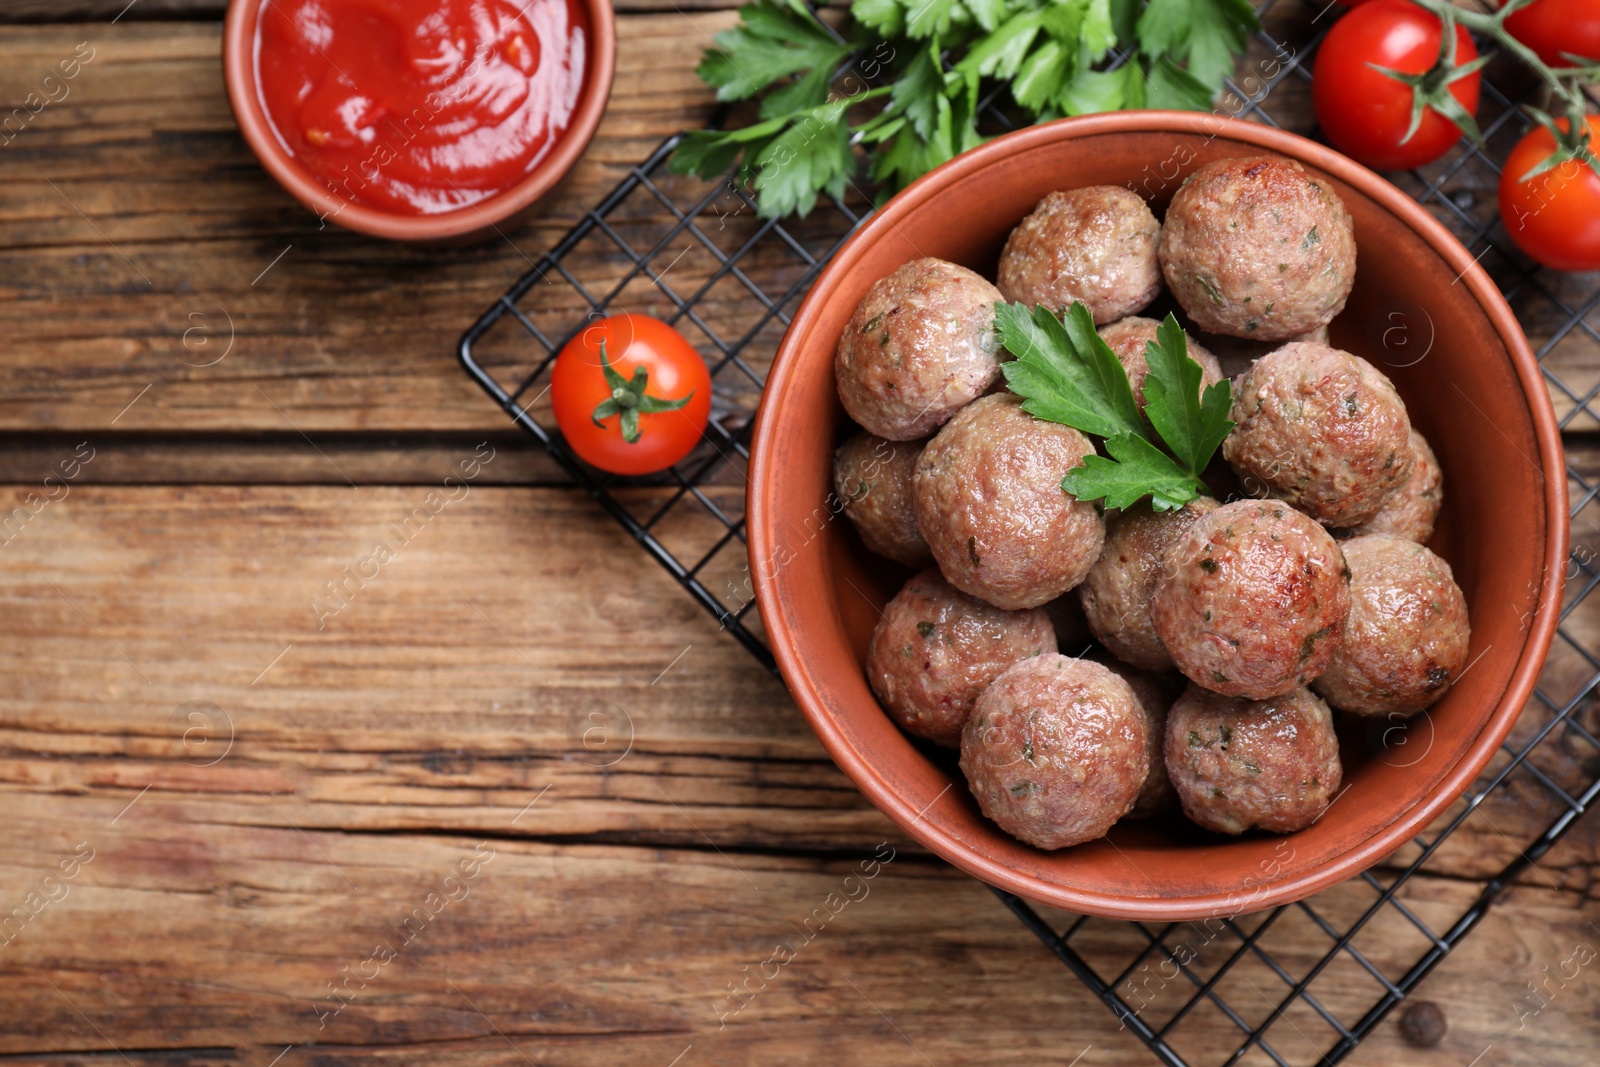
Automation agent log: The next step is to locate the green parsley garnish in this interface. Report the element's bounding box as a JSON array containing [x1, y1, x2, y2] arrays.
[[673, 0, 1259, 218], [996, 301, 1233, 512]]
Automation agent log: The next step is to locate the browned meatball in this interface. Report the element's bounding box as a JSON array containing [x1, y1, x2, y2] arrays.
[[1337, 429, 1442, 544], [1166, 684, 1342, 835], [1100, 316, 1225, 412], [1312, 535, 1469, 717], [1079, 497, 1220, 671], [1152, 500, 1351, 699], [867, 569, 1056, 747], [1225, 342, 1413, 528], [833, 431, 932, 567], [960, 655, 1148, 848], [1101, 658, 1183, 819], [914, 394, 1105, 610], [1159, 156, 1357, 341], [996, 187, 1162, 325], [835, 258, 1005, 441]]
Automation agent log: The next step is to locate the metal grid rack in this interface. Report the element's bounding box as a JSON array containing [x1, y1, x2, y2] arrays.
[[458, 2, 1600, 1062]]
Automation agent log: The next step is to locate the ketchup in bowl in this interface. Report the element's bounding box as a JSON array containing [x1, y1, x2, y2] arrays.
[[253, 0, 589, 216]]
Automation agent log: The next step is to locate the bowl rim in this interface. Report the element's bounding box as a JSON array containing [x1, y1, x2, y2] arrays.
[[221, 0, 617, 242], [748, 110, 1570, 920]]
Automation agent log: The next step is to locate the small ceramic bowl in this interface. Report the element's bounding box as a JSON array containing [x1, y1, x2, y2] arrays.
[[749, 112, 1568, 921], [221, 0, 615, 242]]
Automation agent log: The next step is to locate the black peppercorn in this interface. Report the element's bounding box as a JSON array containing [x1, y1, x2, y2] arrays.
[[1399, 1000, 1447, 1046]]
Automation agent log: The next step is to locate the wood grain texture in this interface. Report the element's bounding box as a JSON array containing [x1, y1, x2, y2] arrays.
[[0, 19, 731, 434], [1, 485, 1595, 874], [0, 793, 1596, 1066], [0, 431, 567, 485], [3, 6, 1599, 1066], [4, 17, 1593, 439]]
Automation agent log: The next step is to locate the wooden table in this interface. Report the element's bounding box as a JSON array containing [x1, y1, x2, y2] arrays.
[[3, 3, 1598, 1064]]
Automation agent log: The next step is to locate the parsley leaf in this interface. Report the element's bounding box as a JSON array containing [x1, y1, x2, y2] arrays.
[[893, 44, 948, 141], [695, 0, 855, 102], [1135, 0, 1258, 92], [1144, 54, 1215, 110], [678, 0, 1256, 216], [750, 99, 855, 217], [997, 301, 1146, 442], [853, 0, 904, 36], [954, 10, 1046, 81], [1141, 313, 1234, 476], [1065, 433, 1203, 511], [1011, 38, 1074, 113], [1003, 304, 1230, 511]]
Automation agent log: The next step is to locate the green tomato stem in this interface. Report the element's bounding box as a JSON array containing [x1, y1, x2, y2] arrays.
[[1405, 0, 1577, 101], [589, 341, 695, 445]]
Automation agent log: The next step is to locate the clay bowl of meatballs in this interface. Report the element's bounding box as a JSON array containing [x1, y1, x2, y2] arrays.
[[748, 111, 1567, 920]]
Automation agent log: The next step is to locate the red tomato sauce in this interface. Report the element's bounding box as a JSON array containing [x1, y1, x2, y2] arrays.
[[254, 0, 589, 215]]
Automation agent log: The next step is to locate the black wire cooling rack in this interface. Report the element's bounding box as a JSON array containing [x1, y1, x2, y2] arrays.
[[458, 2, 1600, 1062]]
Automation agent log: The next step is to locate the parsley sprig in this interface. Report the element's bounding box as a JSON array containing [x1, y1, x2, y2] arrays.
[[996, 302, 1233, 511], [673, 0, 1259, 218]]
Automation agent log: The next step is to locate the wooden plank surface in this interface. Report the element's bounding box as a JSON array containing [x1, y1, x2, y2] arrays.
[[5, 18, 1597, 438], [1, 798, 1596, 1067], [3, 4, 1599, 1066], [0, 484, 1592, 869], [0, 19, 729, 434], [0, 485, 1594, 1065]]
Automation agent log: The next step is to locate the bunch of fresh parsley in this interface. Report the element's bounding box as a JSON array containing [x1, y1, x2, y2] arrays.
[[673, 0, 1258, 217], [998, 302, 1232, 510]]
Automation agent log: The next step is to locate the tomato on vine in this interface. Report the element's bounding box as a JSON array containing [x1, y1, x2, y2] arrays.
[[1498, 0, 1600, 68], [1313, 0, 1485, 171], [550, 313, 713, 475], [1499, 115, 1600, 273]]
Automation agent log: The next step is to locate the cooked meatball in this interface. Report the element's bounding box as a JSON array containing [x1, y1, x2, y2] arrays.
[[1225, 342, 1413, 528], [834, 431, 932, 567], [867, 569, 1055, 747], [914, 393, 1105, 610], [1101, 658, 1183, 819], [835, 258, 1005, 441], [1166, 684, 1342, 835], [1079, 497, 1221, 671], [1159, 156, 1357, 341], [1152, 500, 1351, 699], [997, 186, 1162, 325], [960, 655, 1149, 848], [1312, 535, 1470, 716], [1100, 316, 1225, 412], [1337, 429, 1442, 544]]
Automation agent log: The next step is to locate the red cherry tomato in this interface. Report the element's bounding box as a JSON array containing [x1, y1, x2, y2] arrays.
[[1498, 117, 1600, 273], [550, 313, 712, 475], [1498, 0, 1600, 68], [1313, 0, 1480, 171]]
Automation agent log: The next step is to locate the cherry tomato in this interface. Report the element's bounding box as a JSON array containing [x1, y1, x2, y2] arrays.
[[1313, 0, 1480, 171], [550, 313, 712, 475], [1498, 117, 1600, 272], [1498, 0, 1600, 68]]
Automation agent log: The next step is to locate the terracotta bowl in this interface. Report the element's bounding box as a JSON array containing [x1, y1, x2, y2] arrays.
[[748, 112, 1568, 920], [221, 0, 615, 242]]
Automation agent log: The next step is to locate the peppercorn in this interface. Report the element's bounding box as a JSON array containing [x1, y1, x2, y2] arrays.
[[1398, 1000, 1447, 1046]]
